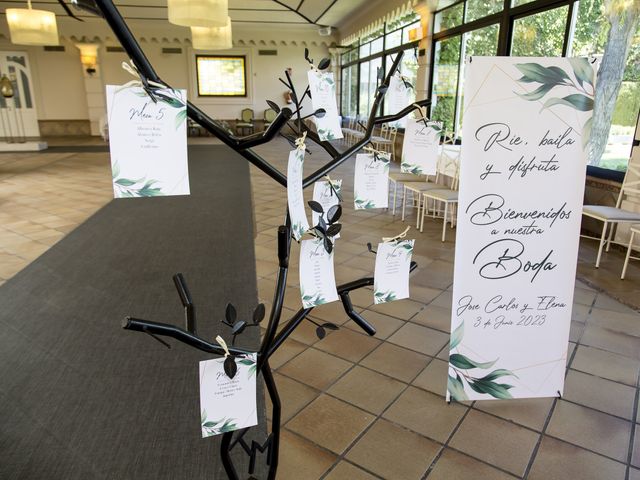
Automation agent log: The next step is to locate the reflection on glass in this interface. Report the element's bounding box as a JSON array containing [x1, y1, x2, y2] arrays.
[[196, 56, 246, 96], [511, 0, 537, 6], [435, 3, 464, 33], [386, 28, 402, 50], [359, 42, 370, 59], [465, 0, 502, 23], [341, 64, 358, 118], [572, 0, 639, 171], [511, 6, 569, 56], [402, 21, 422, 44], [431, 35, 461, 132], [371, 37, 383, 55], [457, 24, 500, 136], [359, 57, 382, 116]]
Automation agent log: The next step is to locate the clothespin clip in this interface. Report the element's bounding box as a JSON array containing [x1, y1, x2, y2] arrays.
[[216, 335, 238, 379], [295, 131, 307, 151], [412, 103, 430, 129], [382, 226, 411, 243], [363, 145, 389, 162], [324, 175, 342, 201], [120, 60, 166, 102]]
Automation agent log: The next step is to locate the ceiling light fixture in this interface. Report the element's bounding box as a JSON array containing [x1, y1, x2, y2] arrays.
[[6, 0, 59, 46], [168, 0, 229, 28]]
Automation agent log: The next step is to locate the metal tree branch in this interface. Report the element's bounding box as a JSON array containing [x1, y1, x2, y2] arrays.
[[85, 1, 430, 478]]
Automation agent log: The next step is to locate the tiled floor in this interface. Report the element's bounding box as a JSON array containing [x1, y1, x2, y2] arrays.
[[0, 136, 639, 480]]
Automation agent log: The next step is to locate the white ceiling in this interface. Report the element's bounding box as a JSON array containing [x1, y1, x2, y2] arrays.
[[0, 0, 371, 27]]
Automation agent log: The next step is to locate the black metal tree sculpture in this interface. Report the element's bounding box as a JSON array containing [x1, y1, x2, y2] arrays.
[[67, 1, 431, 478]]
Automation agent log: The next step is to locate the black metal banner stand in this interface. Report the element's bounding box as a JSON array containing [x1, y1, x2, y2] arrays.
[[78, 1, 431, 478]]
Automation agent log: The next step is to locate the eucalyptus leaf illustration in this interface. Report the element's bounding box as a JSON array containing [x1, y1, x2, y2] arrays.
[[514, 61, 594, 151], [201, 412, 238, 437], [318, 128, 337, 140], [112, 164, 165, 198], [175, 109, 187, 130], [238, 357, 257, 378], [374, 290, 396, 304], [447, 323, 518, 401], [401, 162, 424, 175], [354, 192, 376, 210]]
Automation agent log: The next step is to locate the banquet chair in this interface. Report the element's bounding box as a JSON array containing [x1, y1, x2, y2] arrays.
[[420, 144, 462, 241], [621, 224, 640, 279], [582, 155, 640, 268]]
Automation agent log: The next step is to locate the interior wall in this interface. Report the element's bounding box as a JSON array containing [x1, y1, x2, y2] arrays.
[[0, 18, 334, 132]]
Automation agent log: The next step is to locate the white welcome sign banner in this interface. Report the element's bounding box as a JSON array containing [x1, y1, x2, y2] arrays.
[[448, 56, 596, 401]]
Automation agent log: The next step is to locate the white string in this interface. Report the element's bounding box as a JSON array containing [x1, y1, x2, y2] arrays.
[[215, 335, 230, 358], [382, 225, 411, 243], [117, 60, 166, 91], [295, 131, 307, 151]]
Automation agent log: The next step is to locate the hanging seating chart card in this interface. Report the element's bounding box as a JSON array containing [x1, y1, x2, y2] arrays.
[[374, 239, 414, 304], [106, 85, 189, 198], [354, 152, 390, 210], [312, 179, 342, 238], [287, 148, 310, 240], [199, 353, 257, 437], [447, 56, 596, 401], [307, 70, 343, 141], [299, 237, 339, 308], [401, 119, 443, 175], [386, 74, 410, 128]]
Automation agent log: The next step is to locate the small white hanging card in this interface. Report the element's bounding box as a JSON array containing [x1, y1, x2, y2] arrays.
[[354, 152, 390, 210], [312, 179, 342, 238], [299, 237, 339, 308], [401, 119, 443, 175], [307, 70, 343, 141], [106, 85, 189, 198], [387, 74, 410, 128], [199, 353, 258, 438], [374, 239, 414, 304], [287, 148, 310, 240]]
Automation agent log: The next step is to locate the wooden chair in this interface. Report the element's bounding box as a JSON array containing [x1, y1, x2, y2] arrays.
[[420, 144, 461, 241], [235, 108, 254, 135], [582, 153, 640, 268], [263, 108, 277, 130]]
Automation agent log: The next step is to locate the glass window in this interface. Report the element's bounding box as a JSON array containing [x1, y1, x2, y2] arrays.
[[456, 23, 500, 135], [511, 6, 569, 57], [431, 35, 461, 132], [572, 0, 639, 171], [359, 42, 371, 59], [465, 0, 502, 23], [385, 28, 402, 50], [359, 57, 382, 116], [511, 0, 537, 6], [196, 55, 246, 96], [435, 3, 464, 33], [341, 64, 358, 118], [371, 36, 384, 55], [383, 50, 419, 115], [402, 21, 422, 44]]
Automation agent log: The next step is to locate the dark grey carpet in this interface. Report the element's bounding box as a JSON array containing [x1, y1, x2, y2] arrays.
[[0, 145, 266, 479]]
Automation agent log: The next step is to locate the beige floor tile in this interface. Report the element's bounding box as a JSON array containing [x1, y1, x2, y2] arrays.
[[580, 325, 640, 359], [368, 298, 424, 320], [323, 461, 377, 480], [346, 419, 440, 480], [310, 301, 352, 325], [265, 373, 319, 423], [634, 429, 640, 468], [277, 429, 336, 480], [387, 322, 450, 355], [278, 348, 352, 390], [328, 366, 406, 414], [563, 369, 636, 420], [314, 327, 381, 362], [588, 307, 640, 337], [631, 467, 640, 480], [449, 409, 539, 476], [428, 448, 516, 480], [546, 400, 631, 462], [360, 342, 428, 383], [412, 358, 448, 397], [287, 394, 374, 454], [347, 309, 405, 339], [474, 397, 554, 431], [571, 345, 640, 386], [409, 304, 451, 332], [383, 386, 466, 442], [528, 436, 626, 480], [270, 338, 307, 370]]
